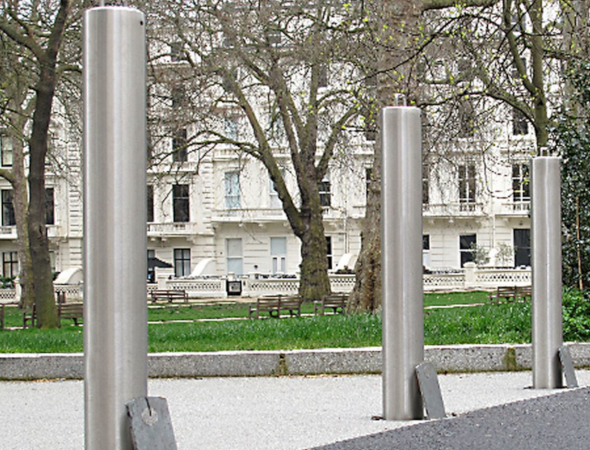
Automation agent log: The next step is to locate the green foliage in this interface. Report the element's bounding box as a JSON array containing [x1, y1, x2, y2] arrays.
[[562, 288, 590, 342], [550, 61, 590, 289], [0, 276, 15, 289]]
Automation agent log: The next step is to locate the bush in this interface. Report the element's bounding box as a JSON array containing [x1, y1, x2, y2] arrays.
[[562, 288, 590, 341]]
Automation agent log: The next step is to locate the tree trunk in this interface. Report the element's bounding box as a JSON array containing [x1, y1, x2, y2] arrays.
[[28, 67, 59, 328], [11, 136, 35, 310], [298, 203, 331, 302], [348, 141, 383, 312], [348, 0, 422, 312]]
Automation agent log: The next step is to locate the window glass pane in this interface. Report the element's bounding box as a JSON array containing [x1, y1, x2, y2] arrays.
[[460, 234, 477, 267], [271, 237, 286, 255], [318, 173, 331, 207], [174, 248, 190, 277], [0, 136, 13, 167], [172, 129, 187, 163], [225, 172, 240, 209], [45, 188, 55, 225], [227, 258, 243, 275], [147, 185, 154, 222], [173, 184, 189, 222], [227, 238, 242, 257], [2, 251, 18, 277], [2, 190, 15, 226]]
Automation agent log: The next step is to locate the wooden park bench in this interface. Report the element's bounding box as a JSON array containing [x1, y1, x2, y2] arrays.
[[314, 294, 348, 315], [516, 285, 532, 302], [23, 302, 84, 328], [150, 289, 188, 303], [58, 303, 84, 326], [489, 285, 532, 304], [248, 295, 302, 319]]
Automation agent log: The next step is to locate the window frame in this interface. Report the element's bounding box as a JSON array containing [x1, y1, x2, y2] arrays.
[[173, 248, 191, 277], [173, 184, 190, 223]]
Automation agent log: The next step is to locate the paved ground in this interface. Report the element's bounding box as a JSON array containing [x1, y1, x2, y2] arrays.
[[1, 370, 589, 449], [318, 386, 590, 449]]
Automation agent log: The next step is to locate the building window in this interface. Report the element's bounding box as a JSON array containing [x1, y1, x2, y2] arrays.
[[173, 184, 190, 223], [1, 190, 15, 226], [423, 235, 431, 269], [170, 42, 184, 62], [514, 228, 531, 267], [318, 173, 331, 208], [45, 188, 55, 225], [423, 165, 429, 204], [270, 237, 287, 274], [512, 164, 530, 203], [326, 236, 333, 270], [174, 248, 191, 277], [225, 171, 241, 209], [224, 117, 239, 141], [171, 86, 186, 108], [2, 251, 18, 278], [460, 234, 476, 267], [226, 238, 243, 275], [512, 109, 528, 135], [172, 128, 187, 163], [0, 135, 13, 167], [267, 29, 282, 46], [147, 249, 156, 283], [458, 164, 476, 206], [147, 185, 154, 223]]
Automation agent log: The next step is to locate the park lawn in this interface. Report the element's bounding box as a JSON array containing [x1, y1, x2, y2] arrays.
[[0, 302, 533, 353], [1, 291, 488, 328], [424, 290, 489, 307]]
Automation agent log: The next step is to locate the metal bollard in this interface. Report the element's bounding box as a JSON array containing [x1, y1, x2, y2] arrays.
[[381, 104, 424, 420], [83, 7, 148, 449], [531, 156, 563, 389]]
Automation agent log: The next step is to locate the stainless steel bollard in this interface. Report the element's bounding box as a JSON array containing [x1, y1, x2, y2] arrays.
[[83, 7, 148, 449], [531, 156, 563, 389], [381, 105, 424, 420]]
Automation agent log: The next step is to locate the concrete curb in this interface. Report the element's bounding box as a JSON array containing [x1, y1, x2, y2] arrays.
[[1, 343, 590, 380]]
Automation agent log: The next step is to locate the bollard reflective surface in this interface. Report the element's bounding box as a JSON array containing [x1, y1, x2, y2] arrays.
[[531, 157, 563, 389], [381, 106, 424, 420], [83, 7, 148, 449]]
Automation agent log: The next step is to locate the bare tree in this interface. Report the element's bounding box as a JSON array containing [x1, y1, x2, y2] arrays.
[[149, 0, 371, 301], [0, 0, 77, 327], [349, 0, 589, 311]]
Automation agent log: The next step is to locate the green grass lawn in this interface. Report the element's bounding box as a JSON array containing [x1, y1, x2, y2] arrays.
[[1, 291, 487, 328], [424, 290, 489, 307], [0, 299, 533, 353]]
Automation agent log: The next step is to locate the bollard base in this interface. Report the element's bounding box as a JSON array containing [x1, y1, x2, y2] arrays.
[[127, 397, 177, 450], [559, 346, 579, 389], [416, 362, 446, 420]]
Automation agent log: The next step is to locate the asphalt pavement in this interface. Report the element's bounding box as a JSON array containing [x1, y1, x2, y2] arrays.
[[1, 370, 590, 449]]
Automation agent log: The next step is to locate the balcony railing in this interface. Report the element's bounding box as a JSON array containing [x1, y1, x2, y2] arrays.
[[211, 208, 286, 222], [0, 224, 63, 239], [500, 201, 530, 215], [423, 202, 485, 217], [147, 222, 198, 236]]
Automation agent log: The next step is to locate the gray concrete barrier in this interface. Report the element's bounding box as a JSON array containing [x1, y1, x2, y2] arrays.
[[1, 343, 590, 380]]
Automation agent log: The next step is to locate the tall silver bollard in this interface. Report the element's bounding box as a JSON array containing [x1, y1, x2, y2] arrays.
[[381, 104, 424, 420], [83, 7, 148, 449], [531, 157, 563, 389]]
